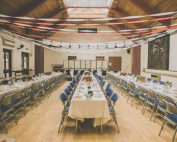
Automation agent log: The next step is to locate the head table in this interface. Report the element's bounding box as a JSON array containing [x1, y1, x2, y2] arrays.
[[68, 73, 111, 127]]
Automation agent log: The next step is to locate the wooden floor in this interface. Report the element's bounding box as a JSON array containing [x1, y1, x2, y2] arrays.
[[0, 81, 175, 142]]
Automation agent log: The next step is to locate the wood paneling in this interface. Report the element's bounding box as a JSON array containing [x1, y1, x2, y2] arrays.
[[35, 45, 44, 74], [109, 57, 122, 71]]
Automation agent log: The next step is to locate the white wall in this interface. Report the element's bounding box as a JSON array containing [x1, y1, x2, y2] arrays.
[[44, 48, 132, 73], [0, 31, 35, 78], [140, 32, 177, 88]]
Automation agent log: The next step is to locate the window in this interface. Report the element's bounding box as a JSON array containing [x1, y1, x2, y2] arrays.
[[22, 52, 29, 70], [68, 56, 77, 60], [3, 49, 12, 78]]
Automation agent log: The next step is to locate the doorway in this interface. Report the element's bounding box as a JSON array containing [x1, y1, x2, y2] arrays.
[[109, 57, 122, 71]]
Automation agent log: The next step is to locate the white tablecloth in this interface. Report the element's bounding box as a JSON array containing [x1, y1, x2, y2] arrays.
[[107, 72, 177, 102], [0, 72, 64, 101], [68, 74, 110, 127]]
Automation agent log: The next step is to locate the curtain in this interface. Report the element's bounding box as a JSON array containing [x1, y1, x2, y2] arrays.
[[131, 45, 141, 75]]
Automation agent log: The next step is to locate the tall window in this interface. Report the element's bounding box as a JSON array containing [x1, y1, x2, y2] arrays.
[[22, 52, 29, 70], [3, 49, 12, 78], [22, 52, 29, 75]]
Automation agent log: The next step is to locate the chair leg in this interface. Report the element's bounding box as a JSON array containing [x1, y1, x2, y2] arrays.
[[150, 105, 156, 121], [75, 120, 78, 134], [100, 119, 103, 134], [159, 118, 165, 136], [58, 114, 66, 133], [172, 127, 177, 142], [142, 102, 147, 115], [12, 107, 18, 124], [154, 107, 159, 122], [131, 95, 135, 106], [112, 114, 120, 133], [1, 115, 8, 133]]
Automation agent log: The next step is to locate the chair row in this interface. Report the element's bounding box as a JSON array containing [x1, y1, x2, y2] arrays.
[[95, 73, 120, 133], [0, 74, 66, 133], [109, 74, 177, 142], [58, 74, 81, 133]]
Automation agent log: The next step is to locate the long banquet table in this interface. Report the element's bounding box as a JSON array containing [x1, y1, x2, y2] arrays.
[[68, 73, 110, 127], [107, 72, 177, 103], [0, 72, 65, 101]]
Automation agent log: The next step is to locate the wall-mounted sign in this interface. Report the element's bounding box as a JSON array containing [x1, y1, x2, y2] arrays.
[[1, 36, 15, 47]]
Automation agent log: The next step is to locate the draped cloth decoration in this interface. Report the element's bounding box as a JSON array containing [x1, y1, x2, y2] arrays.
[[131, 45, 141, 75]]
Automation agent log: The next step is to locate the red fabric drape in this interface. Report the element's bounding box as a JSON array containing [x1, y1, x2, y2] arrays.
[[131, 45, 141, 75]]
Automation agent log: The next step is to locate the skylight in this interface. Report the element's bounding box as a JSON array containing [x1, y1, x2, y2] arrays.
[[63, 0, 113, 18], [64, 0, 113, 8]]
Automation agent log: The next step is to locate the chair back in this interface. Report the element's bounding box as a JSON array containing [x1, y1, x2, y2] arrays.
[[101, 80, 105, 87], [106, 83, 111, 91], [128, 81, 135, 91], [68, 86, 73, 92], [21, 86, 31, 96], [70, 82, 74, 88], [138, 86, 148, 95], [111, 93, 119, 104], [64, 88, 70, 96], [13, 90, 22, 101], [32, 82, 40, 91], [165, 101, 177, 114], [60, 93, 67, 105], [146, 89, 158, 100], [1, 93, 13, 106], [107, 88, 113, 97], [159, 80, 165, 85], [165, 96, 176, 106]]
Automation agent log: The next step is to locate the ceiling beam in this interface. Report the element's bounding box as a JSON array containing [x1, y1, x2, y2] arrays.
[[42, 7, 66, 18], [129, 0, 170, 26], [11, 0, 48, 16], [109, 8, 147, 29]]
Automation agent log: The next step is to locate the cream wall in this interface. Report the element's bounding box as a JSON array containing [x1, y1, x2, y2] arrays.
[[44, 48, 62, 72], [44, 48, 132, 73], [0, 31, 35, 78], [140, 32, 177, 88]]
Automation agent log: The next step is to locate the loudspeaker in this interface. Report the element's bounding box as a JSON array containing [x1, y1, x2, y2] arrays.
[[127, 49, 131, 54]]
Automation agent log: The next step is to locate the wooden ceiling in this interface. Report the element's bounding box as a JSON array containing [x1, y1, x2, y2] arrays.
[[0, 0, 67, 18], [0, 0, 177, 41]]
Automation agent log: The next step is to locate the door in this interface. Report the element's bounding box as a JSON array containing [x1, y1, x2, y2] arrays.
[[22, 52, 29, 75], [35, 45, 44, 75], [3, 49, 12, 78], [109, 57, 122, 71]]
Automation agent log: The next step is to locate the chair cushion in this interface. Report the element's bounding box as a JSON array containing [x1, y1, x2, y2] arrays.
[[139, 93, 147, 100], [1, 104, 12, 113], [166, 114, 177, 124], [147, 98, 158, 106], [13, 97, 22, 104], [158, 103, 166, 111]]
